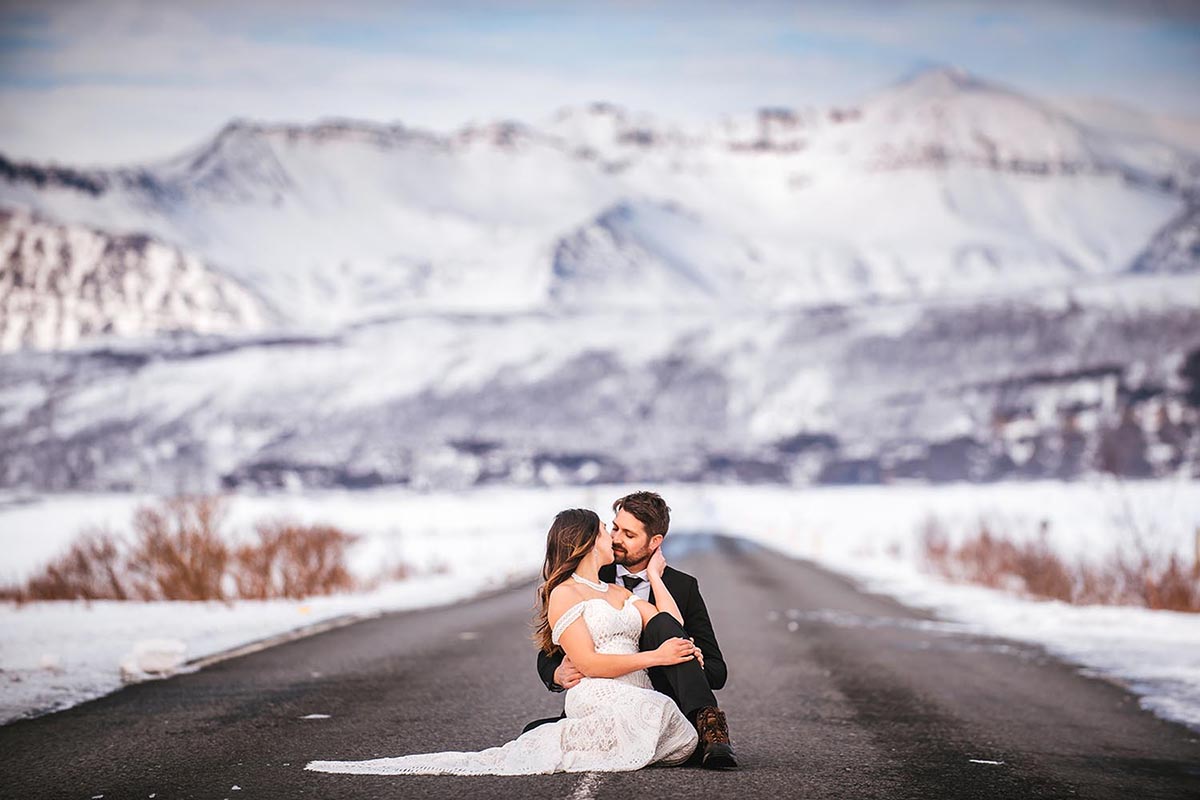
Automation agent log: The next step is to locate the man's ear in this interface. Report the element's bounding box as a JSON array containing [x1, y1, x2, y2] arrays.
[[649, 534, 664, 552]]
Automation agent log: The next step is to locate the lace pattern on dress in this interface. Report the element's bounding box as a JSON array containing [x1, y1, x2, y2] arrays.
[[551, 595, 637, 646], [305, 591, 697, 776], [551, 601, 586, 646]]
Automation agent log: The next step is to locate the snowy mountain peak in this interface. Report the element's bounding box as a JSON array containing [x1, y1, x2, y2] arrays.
[[866, 63, 1055, 119], [555, 102, 628, 121], [161, 117, 433, 176], [546, 103, 688, 154], [891, 64, 991, 96], [194, 117, 412, 146], [214, 117, 259, 138], [156, 119, 294, 202], [454, 119, 546, 149], [833, 64, 1109, 171], [549, 198, 759, 307]]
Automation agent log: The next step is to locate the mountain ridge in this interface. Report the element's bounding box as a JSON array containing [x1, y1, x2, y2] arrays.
[[0, 66, 1196, 489], [1, 67, 1194, 343]]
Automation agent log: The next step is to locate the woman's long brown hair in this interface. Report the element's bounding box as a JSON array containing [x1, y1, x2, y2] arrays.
[[533, 508, 602, 655]]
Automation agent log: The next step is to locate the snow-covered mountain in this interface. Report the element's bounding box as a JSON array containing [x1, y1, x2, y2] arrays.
[[0, 208, 265, 352], [1052, 95, 1200, 160], [0, 67, 1195, 334], [0, 66, 1197, 490]]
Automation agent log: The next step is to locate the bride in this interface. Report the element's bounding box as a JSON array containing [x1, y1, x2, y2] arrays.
[[306, 508, 700, 775]]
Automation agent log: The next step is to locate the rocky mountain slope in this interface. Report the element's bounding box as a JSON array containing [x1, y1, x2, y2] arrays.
[[0, 209, 265, 351]]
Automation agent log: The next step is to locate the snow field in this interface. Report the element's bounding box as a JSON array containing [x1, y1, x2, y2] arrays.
[[1, 478, 1197, 730]]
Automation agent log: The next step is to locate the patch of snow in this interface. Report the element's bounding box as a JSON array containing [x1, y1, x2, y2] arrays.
[[119, 639, 186, 680]]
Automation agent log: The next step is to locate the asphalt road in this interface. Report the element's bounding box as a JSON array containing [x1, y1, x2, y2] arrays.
[[2, 535, 1198, 800]]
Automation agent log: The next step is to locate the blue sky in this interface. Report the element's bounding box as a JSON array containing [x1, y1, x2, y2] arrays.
[[0, 0, 1197, 165]]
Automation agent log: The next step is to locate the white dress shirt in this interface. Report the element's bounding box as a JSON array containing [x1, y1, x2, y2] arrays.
[[615, 564, 653, 602]]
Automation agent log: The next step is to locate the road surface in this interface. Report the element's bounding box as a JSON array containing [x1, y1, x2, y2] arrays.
[[2, 535, 1197, 799]]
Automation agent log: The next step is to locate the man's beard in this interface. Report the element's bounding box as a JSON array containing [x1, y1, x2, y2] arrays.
[[613, 548, 645, 567]]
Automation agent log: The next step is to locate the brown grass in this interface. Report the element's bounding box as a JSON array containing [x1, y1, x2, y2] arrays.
[[921, 516, 1200, 612], [233, 520, 359, 599], [2, 495, 371, 603]]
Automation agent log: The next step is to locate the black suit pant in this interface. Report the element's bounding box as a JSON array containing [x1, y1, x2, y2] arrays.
[[640, 611, 718, 717]]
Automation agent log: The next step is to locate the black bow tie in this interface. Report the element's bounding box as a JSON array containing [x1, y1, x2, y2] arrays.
[[621, 575, 645, 591]]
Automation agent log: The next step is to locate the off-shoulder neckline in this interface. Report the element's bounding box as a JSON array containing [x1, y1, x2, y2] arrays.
[[569, 594, 639, 614]]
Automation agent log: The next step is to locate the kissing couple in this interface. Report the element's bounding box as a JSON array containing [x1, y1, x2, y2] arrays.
[[307, 491, 738, 775]]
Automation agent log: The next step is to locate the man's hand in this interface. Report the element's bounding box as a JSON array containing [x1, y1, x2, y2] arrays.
[[554, 655, 583, 690], [691, 639, 704, 669]]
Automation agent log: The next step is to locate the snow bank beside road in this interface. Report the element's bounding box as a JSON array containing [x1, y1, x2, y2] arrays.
[[676, 478, 1200, 732], [0, 485, 577, 724], [0, 574, 511, 725], [1, 479, 1197, 732]]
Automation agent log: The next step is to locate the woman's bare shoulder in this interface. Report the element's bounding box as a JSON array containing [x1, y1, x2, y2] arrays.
[[548, 581, 584, 609]]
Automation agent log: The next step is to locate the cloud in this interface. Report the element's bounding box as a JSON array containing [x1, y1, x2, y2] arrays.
[[0, 0, 1196, 164]]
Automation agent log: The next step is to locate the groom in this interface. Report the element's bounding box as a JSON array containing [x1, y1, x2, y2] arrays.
[[526, 491, 738, 770]]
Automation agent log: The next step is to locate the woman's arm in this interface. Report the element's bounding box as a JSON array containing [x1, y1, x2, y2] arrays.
[[550, 587, 693, 679], [645, 548, 684, 625]]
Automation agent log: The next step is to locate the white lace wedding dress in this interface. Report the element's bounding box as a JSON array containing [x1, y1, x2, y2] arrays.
[[306, 594, 698, 775]]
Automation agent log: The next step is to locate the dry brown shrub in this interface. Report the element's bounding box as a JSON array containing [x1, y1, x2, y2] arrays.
[[921, 516, 1200, 612], [358, 559, 417, 592], [1116, 551, 1200, 613], [919, 515, 951, 573], [1012, 534, 1074, 603], [7, 528, 129, 602], [955, 526, 1017, 589], [126, 495, 232, 601], [1150, 555, 1200, 612], [232, 519, 359, 599], [6, 496, 391, 602], [1074, 561, 1123, 606]]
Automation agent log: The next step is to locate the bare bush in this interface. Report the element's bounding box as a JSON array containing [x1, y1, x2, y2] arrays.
[[3, 495, 376, 603], [4, 528, 129, 602], [1012, 530, 1075, 603], [126, 495, 232, 601], [922, 518, 1200, 612], [357, 559, 417, 592], [232, 520, 359, 599], [919, 515, 950, 572], [1116, 551, 1200, 613]]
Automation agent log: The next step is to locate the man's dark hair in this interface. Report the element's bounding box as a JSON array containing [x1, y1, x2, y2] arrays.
[[612, 491, 671, 540]]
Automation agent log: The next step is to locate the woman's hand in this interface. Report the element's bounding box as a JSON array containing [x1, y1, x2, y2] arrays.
[[654, 636, 695, 666], [648, 547, 667, 580]]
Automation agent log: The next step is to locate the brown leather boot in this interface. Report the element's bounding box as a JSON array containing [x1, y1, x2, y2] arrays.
[[694, 706, 738, 770]]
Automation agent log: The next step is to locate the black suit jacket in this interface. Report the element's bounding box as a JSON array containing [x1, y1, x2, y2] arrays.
[[536, 563, 728, 692]]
